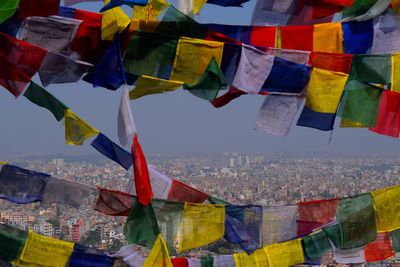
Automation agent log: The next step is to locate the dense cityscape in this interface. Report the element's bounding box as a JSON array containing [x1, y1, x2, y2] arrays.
[[1, 153, 400, 264]]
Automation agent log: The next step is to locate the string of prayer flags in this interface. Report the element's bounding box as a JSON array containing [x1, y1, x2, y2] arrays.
[[69, 244, 115, 267], [131, 133, 153, 206], [263, 238, 304, 267], [309, 52, 353, 73], [19, 16, 82, 56], [0, 164, 50, 204], [101, 0, 149, 13], [101, 2, 130, 41], [233, 248, 268, 267], [142, 234, 173, 267], [118, 86, 136, 148], [342, 20, 373, 54], [178, 203, 225, 252], [17, 0, 60, 18], [255, 95, 303, 137], [313, 22, 343, 53], [123, 201, 160, 248], [0, 0, 19, 23], [95, 187, 135, 216], [350, 54, 392, 85], [297, 198, 339, 237], [64, 109, 100, 146], [370, 90, 400, 137], [232, 45, 274, 94], [371, 14, 400, 53], [0, 224, 28, 262], [302, 230, 331, 260], [91, 133, 132, 170], [171, 37, 223, 86], [38, 52, 93, 87], [23, 81, 68, 121], [129, 76, 183, 100], [372, 184, 400, 232], [123, 31, 178, 79], [337, 78, 383, 127], [183, 57, 227, 101]]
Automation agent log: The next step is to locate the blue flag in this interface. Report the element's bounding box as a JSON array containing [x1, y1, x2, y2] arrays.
[[100, 0, 148, 12], [206, 0, 249, 7], [69, 244, 115, 267], [91, 133, 132, 170], [342, 20, 373, 54], [297, 106, 337, 131]]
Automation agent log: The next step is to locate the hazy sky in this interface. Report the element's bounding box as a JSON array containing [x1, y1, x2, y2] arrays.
[[0, 1, 399, 157]]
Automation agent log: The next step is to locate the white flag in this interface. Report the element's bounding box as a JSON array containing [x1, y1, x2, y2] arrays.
[[118, 85, 136, 148]]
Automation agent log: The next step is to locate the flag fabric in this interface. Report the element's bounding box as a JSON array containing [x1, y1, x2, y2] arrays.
[[0, 224, 28, 262], [131, 133, 153, 206], [303, 230, 331, 260], [263, 238, 304, 267], [392, 53, 400, 92], [297, 106, 338, 131], [342, 20, 373, 54], [101, 2, 131, 41], [0, 0, 19, 23], [0, 55, 31, 97], [350, 54, 392, 85], [171, 258, 188, 267], [280, 25, 313, 51], [101, 0, 148, 12], [23, 81, 68, 121], [148, 166, 173, 200], [297, 198, 339, 237], [310, 52, 353, 73], [64, 109, 99, 146], [17, 0, 60, 18], [142, 234, 173, 267], [95, 187, 136, 216], [372, 185, 400, 232], [203, 24, 252, 44], [313, 22, 343, 53], [337, 78, 383, 127], [370, 90, 400, 137], [391, 229, 400, 252], [250, 26, 277, 47], [171, 37, 224, 86], [133, 0, 170, 20], [211, 87, 248, 108], [261, 57, 311, 94], [255, 95, 303, 137], [178, 203, 225, 252], [233, 248, 268, 267], [69, 244, 115, 267], [265, 48, 311, 65], [118, 86, 136, 148], [342, 0, 377, 18], [213, 255, 235, 267], [232, 45, 274, 94], [332, 244, 366, 264], [345, 0, 391, 21], [201, 256, 213, 267], [371, 14, 400, 53], [124, 201, 160, 248], [262, 205, 298, 245], [207, 0, 249, 7], [16, 230, 74, 267], [183, 57, 227, 101], [108, 245, 145, 267], [364, 232, 394, 262], [219, 43, 241, 85], [176, 0, 207, 15], [130, 76, 183, 100], [91, 133, 133, 170], [167, 179, 209, 203]]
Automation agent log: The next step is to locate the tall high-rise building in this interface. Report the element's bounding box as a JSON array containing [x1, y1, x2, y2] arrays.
[[229, 158, 235, 168], [237, 155, 242, 167]]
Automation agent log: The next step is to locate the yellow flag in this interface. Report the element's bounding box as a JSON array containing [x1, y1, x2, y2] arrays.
[[178, 203, 225, 252], [64, 109, 99, 146], [372, 185, 400, 232], [392, 53, 400, 92], [313, 22, 343, 53], [0, 161, 7, 165], [264, 239, 304, 267], [17, 230, 74, 267], [171, 37, 224, 85], [305, 68, 349, 113], [276, 26, 282, 49], [339, 118, 366, 128], [234, 248, 269, 267], [193, 0, 208, 14], [133, 0, 170, 21], [392, 0, 400, 13], [143, 234, 173, 267], [101, 0, 131, 40], [130, 75, 183, 99]]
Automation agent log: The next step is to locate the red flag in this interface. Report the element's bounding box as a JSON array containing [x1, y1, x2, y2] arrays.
[[310, 52, 353, 74], [168, 180, 209, 203], [171, 258, 188, 267], [250, 26, 277, 48], [280, 25, 313, 51], [131, 133, 153, 206], [370, 90, 400, 138], [18, 0, 60, 18], [364, 233, 394, 262]]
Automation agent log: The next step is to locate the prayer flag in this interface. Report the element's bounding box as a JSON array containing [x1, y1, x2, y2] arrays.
[[69, 244, 115, 267], [313, 22, 343, 53], [265, 48, 311, 65], [364, 232, 393, 262], [342, 0, 377, 18], [204, 24, 252, 44], [171, 258, 188, 267], [303, 230, 331, 260], [0, 0, 19, 23], [233, 248, 268, 267], [91, 133, 133, 170], [372, 14, 400, 53], [118, 86, 136, 148], [108, 245, 145, 266], [255, 95, 303, 137], [176, 0, 207, 15], [101, 0, 148, 12], [17, 230, 74, 267], [391, 229, 400, 252], [337, 78, 383, 127], [18, 0, 60, 18], [133, 0, 169, 20], [95, 187, 135, 216], [342, 20, 373, 54], [124, 201, 160, 248], [250, 26, 277, 47], [101, 3, 131, 41], [211, 87, 248, 108], [167, 179, 208, 203], [0, 224, 28, 262], [262, 205, 298, 245], [392, 53, 400, 92], [310, 52, 353, 73], [219, 43, 241, 85], [131, 133, 153, 206], [148, 167, 173, 200], [280, 25, 313, 51], [372, 185, 400, 232], [178, 203, 225, 252], [64, 109, 99, 146], [23, 81, 68, 121], [171, 37, 223, 86], [263, 238, 304, 267], [200, 256, 213, 267], [350, 54, 392, 85], [143, 234, 173, 267], [0, 55, 31, 97], [232, 45, 274, 94], [348, 0, 392, 21], [297, 106, 338, 131], [184, 57, 227, 101], [213, 255, 235, 267], [331, 244, 366, 264], [370, 90, 400, 137], [130, 76, 183, 100]]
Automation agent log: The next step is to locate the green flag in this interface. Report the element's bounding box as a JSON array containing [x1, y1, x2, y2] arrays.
[[0, 224, 28, 262], [303, 230, 331, 260], [342, 0, 377, 18], [201, 256, 214, 267], [350, 54, 392, 85], [183, 57, 227, 101], [0, 0, 19, 23], [23, 81, 68, 121], [338, 78, 383, 127], [391, 229, 400, 253]]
